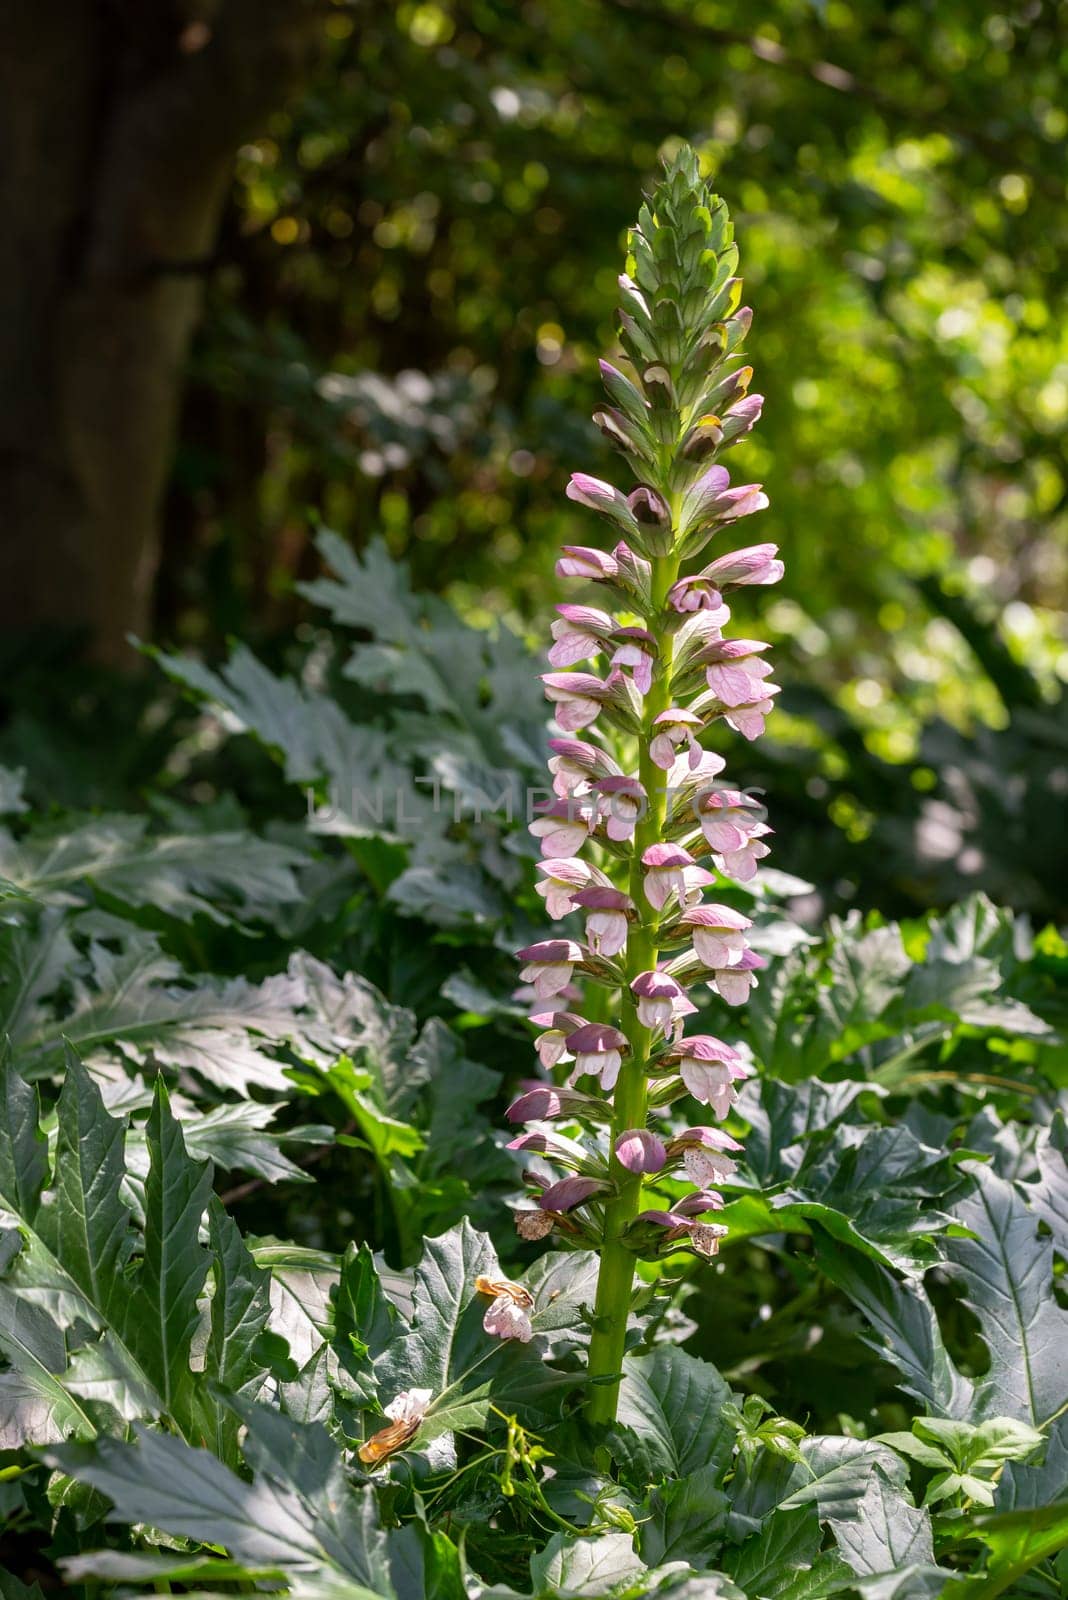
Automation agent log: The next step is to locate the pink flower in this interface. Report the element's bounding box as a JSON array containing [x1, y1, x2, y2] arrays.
[[571, 886, 632, 958], [724, 697, 777, 741], [547, 737, 617, 797], [667, 1126, 743, 1186], [630, 970, 696, 1035], [610, 627, 656, 695], [684, 1148, 738, 1186], [529, 797, 595, 858], [566, 473, 638, 535], [708, 947, 766, 1006], [650, 708, 705, 771], [594, 775, 647, 842], [527, 1008, 587, 1070], [556, 545, 619, 582], [533, 1023, 573, 1070], [668, 575, 723, 613], [679, 466, 768, 534], [541, 672, 608, 732], [535, 857, 602, 919], [383, 1387, 433, 1426], [721, 392, 764, 443], [627, 486, 670, 536], [507, 1128, 589, 1166], [715, 822, 773, 883], [701, 639, 774, 707], [700, 543, 784, 590], [665, 1035, 751, 1116], [641, 842, 711, 911], [615, 1128, 667, 1173], [538, 1175, 609, 1212], [564, 1022, 629, 1092], [548, 603, 615, 668], [634, 1210, 729, 1258], [679, 903, 753, 968], [483, 1296, 534, 1342], [507, 1079, 599, 1121], [670, 1188, 726, 1215], [516, 939, 584, 999], [695, 788, 764, 853]]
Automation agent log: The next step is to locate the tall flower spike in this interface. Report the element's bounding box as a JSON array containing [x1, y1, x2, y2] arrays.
[[511, 147, 782, 1427]]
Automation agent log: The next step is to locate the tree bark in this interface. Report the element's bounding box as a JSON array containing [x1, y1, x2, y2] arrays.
[[0, 0, 322, 664]]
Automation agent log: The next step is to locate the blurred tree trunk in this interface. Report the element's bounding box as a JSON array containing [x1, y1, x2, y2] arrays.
[[0, 0, 321, 664]]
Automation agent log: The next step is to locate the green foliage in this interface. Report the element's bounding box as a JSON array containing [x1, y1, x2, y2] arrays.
[[3, 246, 1068, 1597], [151, 531, 546, 938]]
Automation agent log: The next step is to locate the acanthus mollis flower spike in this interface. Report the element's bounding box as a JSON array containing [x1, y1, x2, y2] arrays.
[[511, 145, 782, 1426]]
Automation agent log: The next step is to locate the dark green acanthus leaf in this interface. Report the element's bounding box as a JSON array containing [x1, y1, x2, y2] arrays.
[[333, 1240, 397, 1393], [195, 1197, 274, 1461], [0, 812, 305, 928], [39, 1047, 134, 1330], [724, 1505, 843, 1597], [0, 1287, 97, 1446], [813, 1237, 976, 1418], [995, 1412, 1068, 1512], [226, 1396, 395, 1592], [123, 1078, 213, 1416], [943, 1164, 1068, 1425], [0, 1036, 48, 1218], [43, 1425, 387, 1581], [373, 1223, 591, 1446], [0, 1050, 273, 1452], [1029, 1110, 1068, 1258], [746, 900, 1051, 1087], [527, 1531, 648, 1599], [0, 1049, 162, 1441], [613, 1345, 735, 1485], [639, 1465, 729, 1568]]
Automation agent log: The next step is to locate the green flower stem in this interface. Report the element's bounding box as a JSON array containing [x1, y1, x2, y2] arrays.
[[586, 541, 680, 1426]]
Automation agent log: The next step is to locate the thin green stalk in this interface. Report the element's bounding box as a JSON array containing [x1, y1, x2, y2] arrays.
[[586, 547, 680, 1425]]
